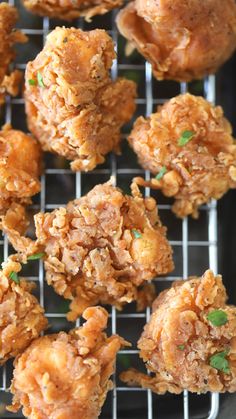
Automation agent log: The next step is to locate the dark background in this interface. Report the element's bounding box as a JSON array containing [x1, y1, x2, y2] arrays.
[[216, 54, 236, 419], [218, 54, 236, 302]]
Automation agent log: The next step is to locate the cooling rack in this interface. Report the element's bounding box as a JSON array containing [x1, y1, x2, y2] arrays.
[[0, 0, 220, 417]]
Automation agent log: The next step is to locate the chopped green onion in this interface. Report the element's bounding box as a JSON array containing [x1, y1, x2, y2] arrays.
[[209, 350, 230, 374], [27, 252, 45, 261], [207, 310, 228, 327], [132, 229, 142, 239], [9, 271, 20, 284], [37, 71, 45, 88], [28, 79, 37, 86], [155, 166, 167, 180], [178, 130, 195, 147], [177, 345, 185, 351]]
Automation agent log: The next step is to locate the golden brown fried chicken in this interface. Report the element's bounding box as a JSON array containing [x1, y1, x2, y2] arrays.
[[130, 94, 236, 218], [0, 3, 27, 105], [121, 270, 236, 394], [0, 257, 48, 365], [25, 27, 136, 172], [116, 0, 236, 82], [22, 0, 123, 21], [8, 306, 128, 419], [0, 124, 41, 215], [1, 180, 174, 321]]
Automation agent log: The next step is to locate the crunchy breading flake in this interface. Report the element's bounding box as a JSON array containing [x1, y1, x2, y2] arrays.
[[0, 124, 41, 215], [0, 3, 27, 105], [25, 27, 136, 171], [121, 270, 236, 394], [22, 0, 124, 21], [8, 306, 128, 419], [129, 94, 236, 218], [1, 181, 174, 320], [116, 0, 236, 82], [0, 257, 48, 365]]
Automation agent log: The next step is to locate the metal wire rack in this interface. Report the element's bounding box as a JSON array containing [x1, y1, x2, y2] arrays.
[[0, 0, 220, 417]]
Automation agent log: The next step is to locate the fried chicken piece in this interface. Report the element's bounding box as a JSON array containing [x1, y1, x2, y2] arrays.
[[130, 94, 236, 218], [121, 270, 236, 394], [22, 0, 123, 21], [116, 0, 236, 82], [25, 27, 136, 172], [0, 124, 41, 215], [0, 3, 27, 105], [8, 306, 128, 419], [1, 180, 174, 321], [0, 257, 48, 365]]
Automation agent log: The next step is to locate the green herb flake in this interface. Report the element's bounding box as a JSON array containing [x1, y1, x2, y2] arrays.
[[155, 166, 167, 180], [207, 310, 228, 327], [178, 130, 195, 147], [63, 37, 68, 43], [132, 229, 142, 239], [28, 79, 37, 86], [177, 344, 185, 351], [9, 271, 20, 284], [209, 350, 230, 374], [37, 71, 45, 88], [27, 252, 45, 261]]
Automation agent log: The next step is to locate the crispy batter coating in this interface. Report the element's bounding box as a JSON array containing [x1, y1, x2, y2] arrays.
[[116, 0, 236, 82], [130, 94, 236, 218], [121, 270, 236, 394], [25, 27, 136, 172], [0, 124, 41, 214], [0, 3, 27, 105], [1, 181, 174, 320], [22, 0, 123, 21], [0, 257, 48, 365], [8, 306, 128, 419]]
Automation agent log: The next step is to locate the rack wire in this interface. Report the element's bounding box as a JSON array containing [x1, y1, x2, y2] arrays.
[[0, 0, 220, 417]]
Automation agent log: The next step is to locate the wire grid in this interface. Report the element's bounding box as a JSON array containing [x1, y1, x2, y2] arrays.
[[0, 0, 220, 417]]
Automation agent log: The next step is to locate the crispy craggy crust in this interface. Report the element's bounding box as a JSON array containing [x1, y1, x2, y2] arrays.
[[22, 0, 123, 21], [129, 94, 236, 218], [25, 27, 136, 172], [1, 181, 174, 320], [8, 306, 129, 419], [0, 257, 48, 365], [0, 124, 41, 214], [121, 270, 236, 394], [0, 3, 27, 105], [116, 0, 236, 82]]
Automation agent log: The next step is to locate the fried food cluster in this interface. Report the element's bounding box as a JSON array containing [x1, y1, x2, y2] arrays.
[[8, 306, 128, 419], [23, 0, 123, 21], [0, 3, 27, 105], [0, 257, 48, 365], [25, 27, 136, 172], [121, 270, 236, 394], [1, 181, 173, 320], [116, 0, 236, 82], [130, 94, 236, 218], [0, 124, 41, 215]]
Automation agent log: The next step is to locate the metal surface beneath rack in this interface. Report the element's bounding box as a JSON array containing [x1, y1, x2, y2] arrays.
[[0, 0, 220, 418]]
